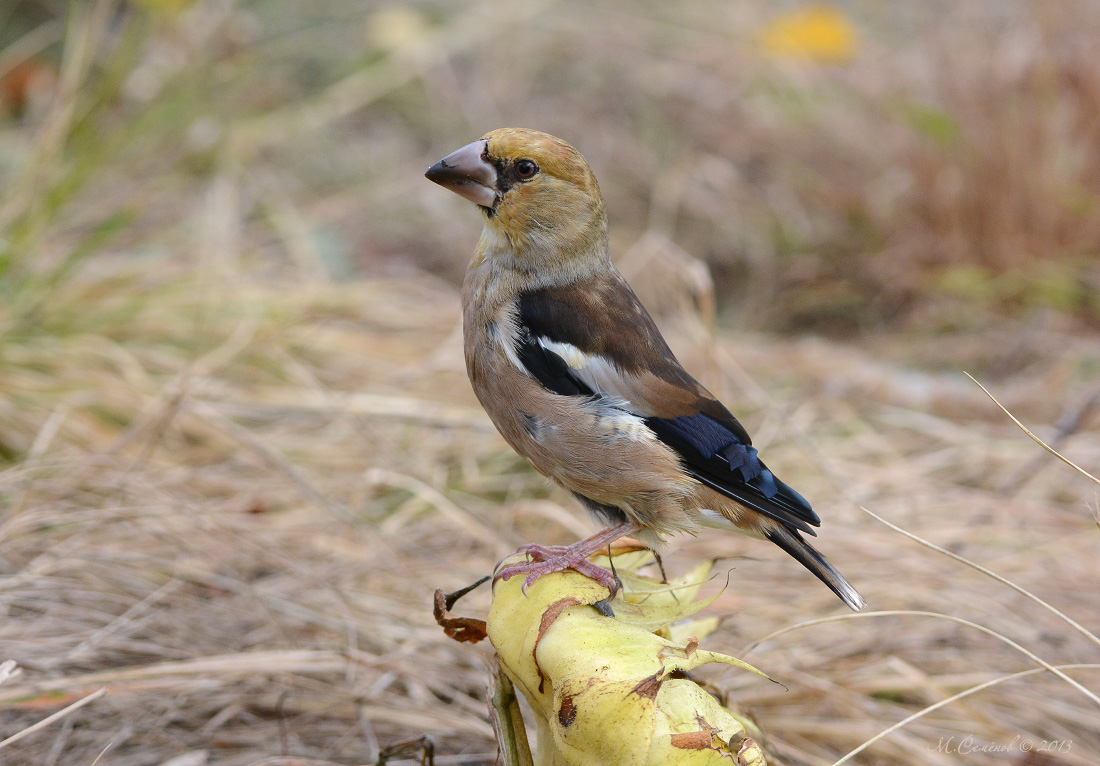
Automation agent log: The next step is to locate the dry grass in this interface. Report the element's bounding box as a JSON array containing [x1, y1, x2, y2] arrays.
[[2, 1, 1100, 764]]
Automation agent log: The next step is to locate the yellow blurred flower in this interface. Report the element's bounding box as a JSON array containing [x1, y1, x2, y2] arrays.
[[760, 5, 858, 63], [127, 0, 196, 15]]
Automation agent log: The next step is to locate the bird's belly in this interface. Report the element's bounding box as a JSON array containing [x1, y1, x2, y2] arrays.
[[470, 356, 699, 537]]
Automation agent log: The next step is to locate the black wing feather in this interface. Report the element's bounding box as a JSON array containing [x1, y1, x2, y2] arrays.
[[644, 414, 821, 536]]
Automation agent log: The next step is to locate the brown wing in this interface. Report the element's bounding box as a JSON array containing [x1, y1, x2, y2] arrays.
[[514, 272, 820, 535]]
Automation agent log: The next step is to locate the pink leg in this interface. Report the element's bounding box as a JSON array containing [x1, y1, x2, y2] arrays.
[[494, 522, 639, 597]]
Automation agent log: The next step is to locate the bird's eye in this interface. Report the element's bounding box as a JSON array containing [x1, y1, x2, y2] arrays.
[[514, 159, 539, 180]]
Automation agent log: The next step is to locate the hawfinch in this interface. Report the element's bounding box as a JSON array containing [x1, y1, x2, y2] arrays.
[[426, 128, 863, 611]]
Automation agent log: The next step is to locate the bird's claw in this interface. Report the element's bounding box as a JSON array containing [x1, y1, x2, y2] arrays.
[[495, 546, 621, 600]]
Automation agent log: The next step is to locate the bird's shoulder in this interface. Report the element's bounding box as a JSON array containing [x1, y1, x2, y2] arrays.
[[514, 272, 744, 428]]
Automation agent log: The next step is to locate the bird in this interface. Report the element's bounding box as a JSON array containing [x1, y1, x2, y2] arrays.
[[425, 128, 864, 611]]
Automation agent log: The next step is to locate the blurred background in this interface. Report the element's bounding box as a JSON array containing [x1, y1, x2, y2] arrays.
[[1, 1, 1099, 764]]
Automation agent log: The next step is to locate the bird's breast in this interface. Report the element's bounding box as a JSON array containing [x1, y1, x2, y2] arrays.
[[460, 291, 698, 536]]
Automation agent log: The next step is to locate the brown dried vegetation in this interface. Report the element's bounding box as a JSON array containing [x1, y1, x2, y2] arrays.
[[1, 1, 1099, 764]]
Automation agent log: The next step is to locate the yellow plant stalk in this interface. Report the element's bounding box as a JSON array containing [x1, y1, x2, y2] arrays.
[[487, 550, 769, 766]]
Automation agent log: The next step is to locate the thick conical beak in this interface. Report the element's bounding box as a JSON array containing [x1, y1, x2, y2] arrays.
[[425, 139, 497, 208]]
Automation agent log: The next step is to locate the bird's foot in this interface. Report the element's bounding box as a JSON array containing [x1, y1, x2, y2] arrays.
[[496, 551, 622, 596], [493, 521, 638, 598], [515, 541, 569, 558]]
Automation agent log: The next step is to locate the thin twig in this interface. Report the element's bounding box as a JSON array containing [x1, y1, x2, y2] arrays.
[[860, 505, 1100, 650], [740, 610, 1100, 708], [1006, 382, 1100, 491], [0, 686, 108, 750], [833, 664, 1100, 766], [966, 372, 1100, 487], [88, 742, 113, 766]]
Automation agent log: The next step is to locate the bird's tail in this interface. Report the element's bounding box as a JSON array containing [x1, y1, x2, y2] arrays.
[[765, 525, 865, 611]]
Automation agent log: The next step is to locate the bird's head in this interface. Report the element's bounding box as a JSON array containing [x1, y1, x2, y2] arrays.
[[426, 128, 608, 271]]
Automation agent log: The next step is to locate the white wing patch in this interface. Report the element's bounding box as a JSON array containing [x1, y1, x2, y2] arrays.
[[539, 339, 589, 370], [511, 334, 656, 444], [537, 338, 648, 415]]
